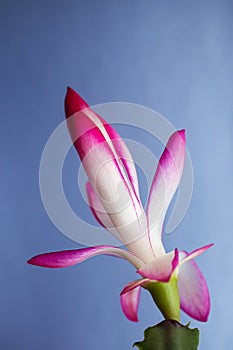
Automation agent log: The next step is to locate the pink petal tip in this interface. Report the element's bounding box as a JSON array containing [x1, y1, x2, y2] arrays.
[[65, 86, 89, 118]]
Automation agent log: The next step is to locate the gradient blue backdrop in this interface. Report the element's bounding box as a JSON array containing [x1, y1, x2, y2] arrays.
[[1, 0, 232, 349]]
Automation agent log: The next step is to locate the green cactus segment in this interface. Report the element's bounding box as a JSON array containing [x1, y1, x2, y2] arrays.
[[144, 276, 180, 321], [134, 320, 200, 350]]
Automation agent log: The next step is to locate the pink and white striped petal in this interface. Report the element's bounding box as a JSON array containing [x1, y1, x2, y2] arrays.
[[66, 109, 143, 245], [178, 251, 210, 322], [65, 88, 154, 263], [146, 130, 186, 256], [65, 87, 122, 163], [120, 279, 150, 322], [65, 88, 140, 215], [137, 249, 179, 282], [27, 245, 144, 269], [65, 87, 140, 202]]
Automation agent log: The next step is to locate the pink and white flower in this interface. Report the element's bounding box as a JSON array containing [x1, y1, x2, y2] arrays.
[[28, 87, 213, 323]]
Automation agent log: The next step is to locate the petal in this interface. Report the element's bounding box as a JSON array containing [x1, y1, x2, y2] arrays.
[[65, 87, 89, 118], [27, 245, 144, 269], [147, 130, 186, 256], [120, 287, 140, 322], [178, 251, 210, 322], [65, 87, 140, 216], [65, 87, 139, 210], [64, 88, 154, 263], [137, 248, 179, 282], [86, 181, 120, 238], [179, 243, 214, 266], [121, 278, 150, 294], [65, 87, 140, 202], [120, 279, 149, 322], [65, 87, 120, 160], [102, 120, 140, 202], [66, 104, 142, 244]]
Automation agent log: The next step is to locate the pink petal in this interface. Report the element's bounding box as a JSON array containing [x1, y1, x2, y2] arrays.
[[120, 287, 140, 322], [65, 103, 141, 241], [179, 243, 214, 266], [65, 87, 140, 202], [27, 245, 144, 269], [146, 130, 186, 256], [178, 251, 210, 322], [64, 88, 154, 263], [65, 87, 89, 118], [64, 88, 140, 217], [137, 248, 179, 282], [121, 278, 150, 294], [120, 279, 149, 322], [65, 88, 139, 208]]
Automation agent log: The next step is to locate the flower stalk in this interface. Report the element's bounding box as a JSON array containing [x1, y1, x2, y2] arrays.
[[145, 275, 180, 321]]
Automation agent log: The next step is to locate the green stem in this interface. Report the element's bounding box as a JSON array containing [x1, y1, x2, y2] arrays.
[[144, 276, 180, 321]]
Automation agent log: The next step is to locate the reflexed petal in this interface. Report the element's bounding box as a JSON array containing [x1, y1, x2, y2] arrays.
[[27, 245, 144, 269], [179, 243, 214, 266], [137, 249, 179, 282], [178, 251, 210, 322], [120, 279, 149, 322], [147, 130, 186, 256], [120, 286, 141, 322], [121, 278, 150, 295]]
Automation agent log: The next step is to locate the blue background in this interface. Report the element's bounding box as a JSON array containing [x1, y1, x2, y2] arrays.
[[1, 0, 232, 349]]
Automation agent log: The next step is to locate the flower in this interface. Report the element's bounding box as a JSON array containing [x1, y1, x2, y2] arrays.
[[28, 87, 213, 323]]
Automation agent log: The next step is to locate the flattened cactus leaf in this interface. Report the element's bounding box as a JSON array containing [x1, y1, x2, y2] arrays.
[[134, 320, 199, 350]]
